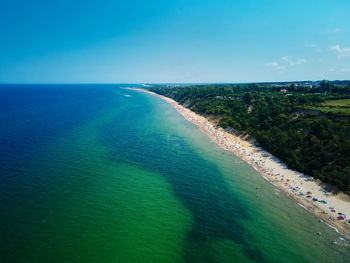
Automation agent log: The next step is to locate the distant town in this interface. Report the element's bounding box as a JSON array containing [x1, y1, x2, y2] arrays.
[[147, 80, 350, 89]]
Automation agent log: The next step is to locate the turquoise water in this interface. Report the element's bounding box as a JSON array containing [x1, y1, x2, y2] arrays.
[[0, 85, 349, 262]]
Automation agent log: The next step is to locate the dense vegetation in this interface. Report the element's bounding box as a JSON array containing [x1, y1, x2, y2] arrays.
[[149, 82, 350, 193]]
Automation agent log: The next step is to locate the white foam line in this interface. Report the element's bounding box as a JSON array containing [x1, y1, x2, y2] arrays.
[[325, 222, 340, 234], [298, 203, 307, 210]]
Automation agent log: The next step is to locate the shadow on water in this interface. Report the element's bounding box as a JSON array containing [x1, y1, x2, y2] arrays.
[[100, 92, 265, 262]]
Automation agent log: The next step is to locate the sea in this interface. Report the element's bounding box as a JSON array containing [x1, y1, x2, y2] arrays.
[[0, 84, 349, 263]]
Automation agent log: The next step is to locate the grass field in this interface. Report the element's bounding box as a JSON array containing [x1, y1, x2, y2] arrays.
[[323, 99, 350, 107], [304, 99, 350, 116]]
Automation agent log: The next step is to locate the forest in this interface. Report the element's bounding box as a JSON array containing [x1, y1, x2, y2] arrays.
[[149, 82, 350, 193]]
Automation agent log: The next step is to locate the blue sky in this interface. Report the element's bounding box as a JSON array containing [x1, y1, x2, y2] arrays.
[[1, 0, 350, 83]]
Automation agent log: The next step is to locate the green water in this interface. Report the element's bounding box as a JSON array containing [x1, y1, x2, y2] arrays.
[[1, 85, 349, 262]]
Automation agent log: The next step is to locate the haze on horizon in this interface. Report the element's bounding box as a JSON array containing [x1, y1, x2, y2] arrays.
[[1, 0, 350, 84]]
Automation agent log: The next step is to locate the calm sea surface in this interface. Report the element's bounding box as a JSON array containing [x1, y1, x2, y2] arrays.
[[0, 84, 349, 262]]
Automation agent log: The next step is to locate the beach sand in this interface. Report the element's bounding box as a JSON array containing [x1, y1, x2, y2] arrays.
[[129, 88, 350, 239]]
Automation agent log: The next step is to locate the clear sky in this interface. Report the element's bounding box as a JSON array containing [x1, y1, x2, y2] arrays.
[[1, 0, 350, 83]]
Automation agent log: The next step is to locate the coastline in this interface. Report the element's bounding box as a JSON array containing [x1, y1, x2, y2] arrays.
[[128, 88, 350, 239]]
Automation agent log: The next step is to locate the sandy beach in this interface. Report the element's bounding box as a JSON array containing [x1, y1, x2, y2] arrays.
[[129, 88, 350, 239]]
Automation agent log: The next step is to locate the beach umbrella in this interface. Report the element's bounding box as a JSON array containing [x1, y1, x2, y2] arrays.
[[331, 209, 336, 212]]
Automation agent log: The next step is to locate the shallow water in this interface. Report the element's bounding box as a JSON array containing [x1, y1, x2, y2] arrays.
[[0, 84, 349, 262]]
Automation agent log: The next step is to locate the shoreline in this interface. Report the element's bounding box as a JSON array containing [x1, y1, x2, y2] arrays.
[[128, 88, 350, 239]]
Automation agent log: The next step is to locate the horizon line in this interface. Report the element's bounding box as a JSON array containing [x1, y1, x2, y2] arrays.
[[1, 79, 350, 86]]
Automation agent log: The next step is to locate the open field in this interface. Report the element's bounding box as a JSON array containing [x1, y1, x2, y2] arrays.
[[305, 99, 350, 116], [323, 99, 350, 107], [306, 106, 350, 115]]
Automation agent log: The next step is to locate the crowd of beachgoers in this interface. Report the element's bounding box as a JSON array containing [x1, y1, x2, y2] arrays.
[[129, 88, 350, 239]]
